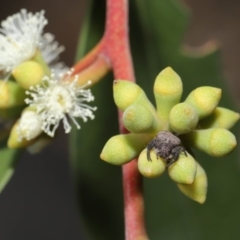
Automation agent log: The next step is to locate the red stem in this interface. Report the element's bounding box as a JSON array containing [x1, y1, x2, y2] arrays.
[[104, 0, 148, 239], [73, 0, 148, 238], [104, 0, 135, 81]]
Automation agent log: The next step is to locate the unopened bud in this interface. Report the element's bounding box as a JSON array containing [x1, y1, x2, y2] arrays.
[[12, 61, 45, 89], [138, 148, 166, 178], [168, 153, 197, 184], [100, 133, 152, 165], [169, 102, 199, 134], [7, 108, 43, 148], [178, 162, 208, 204], [123, 104, 160, 134], [185, 87, 221, 119], [0, 81, 25, 108], [183, 128, 236, 157], [199, 107, 239, 129], [113, 80, 156, 113], [8, 121, 33, 148], [154, 67, 183, 123], [31, 49, 51, 76]]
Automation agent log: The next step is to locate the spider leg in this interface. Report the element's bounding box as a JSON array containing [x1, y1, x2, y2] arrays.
[[147, 140, 155, 161], [183, 149, 188, 157], [172, 146, 187, 160], [166, 146, 186, 167], [166, 159, 175, 168], [171, 146, 181, 161], [156, 152, 162, 159]]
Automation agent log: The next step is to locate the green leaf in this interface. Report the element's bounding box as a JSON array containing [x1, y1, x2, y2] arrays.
[[71, 0, 240, 239]]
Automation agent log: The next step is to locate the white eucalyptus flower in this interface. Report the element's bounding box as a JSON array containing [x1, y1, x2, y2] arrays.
[[25, 70, 97, 137], [0, 9, 47, 77], [0, 9, 66, 78]]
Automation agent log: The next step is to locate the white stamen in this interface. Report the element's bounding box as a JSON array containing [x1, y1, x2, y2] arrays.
[[40, 33, 67, 72], [25, 70, 97, 137]]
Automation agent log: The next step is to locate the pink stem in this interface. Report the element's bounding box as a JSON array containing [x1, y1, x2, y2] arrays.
[[73, 0, 149, 238], [104, 0, 135, 81], [72, 40, 104, 75], [104, 0, 148, 239]]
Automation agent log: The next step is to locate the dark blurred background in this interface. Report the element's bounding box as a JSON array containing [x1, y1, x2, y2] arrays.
[[0, 0, 240, 239]]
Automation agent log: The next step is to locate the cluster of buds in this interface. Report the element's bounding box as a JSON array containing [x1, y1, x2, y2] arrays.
[[0, 10, 96, 151], [100, 67, 239, 203]]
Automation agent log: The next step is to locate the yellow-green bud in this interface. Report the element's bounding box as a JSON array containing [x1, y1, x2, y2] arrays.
[[199, 107, 240, 129], [100, 133, 152, 165], [123, 104, 160, 134], [168, 153, 197, 184], [12, 61, 45, 89], [113, 80, 155, 113], [154, 67, 183, 123], [7, 107, 43, 148], [178, 162, 208, 204], [185, 87, 221, 119], [183, 128, 236, 157], [169, 102, 199, 134], [31, 49, 51, 76], [0, 81, 25, 108], [138, 148, 166, 178], [7, 120, 35, 148]]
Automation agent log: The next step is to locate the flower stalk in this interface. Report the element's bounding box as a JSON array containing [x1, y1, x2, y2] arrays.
[[73, 0, 149, 239], [105, 0, 148, 239]]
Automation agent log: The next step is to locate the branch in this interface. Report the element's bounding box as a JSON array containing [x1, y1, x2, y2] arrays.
[[104, 0, 148, 239], [73, 0, 148, 239]]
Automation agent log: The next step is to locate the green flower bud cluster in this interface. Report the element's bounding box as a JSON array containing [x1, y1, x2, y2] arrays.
[[100, 67, 239, 203], [0, 50, 51, 150]]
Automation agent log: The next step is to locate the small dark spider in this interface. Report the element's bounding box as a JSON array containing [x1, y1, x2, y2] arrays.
[[147, 131, 187, 167]]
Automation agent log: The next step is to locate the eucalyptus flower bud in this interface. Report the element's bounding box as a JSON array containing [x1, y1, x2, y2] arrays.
[[154, 67, 183, 123], [8, 121, 33, 148], [199, 107, 240, 129], [31, 49, 51, 76], [138, 148, 166, 178], [178, 162, 208, 204], [0, 81, 25, 108], [169, 102, 199, 134], [183, 128, 236, 157], [123, 104, 160, 134], [7, 108, 43, 148], [100, 133, 152, 165], [168, 153, 197, 184], [12, 60, 45, 89], [185, 87, 221, 119], [113, 80, 155, 113]]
